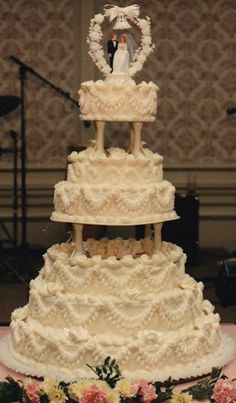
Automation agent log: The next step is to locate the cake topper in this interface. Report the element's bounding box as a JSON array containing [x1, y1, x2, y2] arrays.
[[111, 34, 130, 74], [107, 31, 118, 70], [87, 4, 155, 76], [104, 4, 140, 29]]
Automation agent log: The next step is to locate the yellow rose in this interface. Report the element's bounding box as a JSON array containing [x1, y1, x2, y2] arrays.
[[41, 378, 58, 395], [82, 380, 94, 390], [115, 379, 132, 398], [68, 380, 94, 399], [68, 382, 85, 400], [107, 389, 120, 403], [96, 380, 111, 392], [170, 392, 193, 403], [47, 386, 67, 403]]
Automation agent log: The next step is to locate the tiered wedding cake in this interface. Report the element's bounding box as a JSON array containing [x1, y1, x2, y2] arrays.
[[0, 4, 235, 383]]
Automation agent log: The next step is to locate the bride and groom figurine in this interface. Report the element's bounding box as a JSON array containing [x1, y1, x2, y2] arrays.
[[107, 32, 130, 74]]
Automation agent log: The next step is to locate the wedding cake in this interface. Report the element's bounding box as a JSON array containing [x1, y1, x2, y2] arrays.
[[0, 4, 235, 383]]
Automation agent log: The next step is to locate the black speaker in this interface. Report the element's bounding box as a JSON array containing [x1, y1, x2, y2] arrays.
[[215, 259, 236, 306], [162, 192, 199, 264]]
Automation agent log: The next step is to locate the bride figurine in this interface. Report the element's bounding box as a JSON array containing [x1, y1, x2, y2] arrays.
[[112, 35, 130, 74]]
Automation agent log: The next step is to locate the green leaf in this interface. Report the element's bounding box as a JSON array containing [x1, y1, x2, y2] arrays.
[[96, 367, 102, 376], [86, 356, 122, 388], [0, 377, 24, 403], [102, 366, 108, 374], [211, 367, 222, 380], [104, 356, 111, 365]]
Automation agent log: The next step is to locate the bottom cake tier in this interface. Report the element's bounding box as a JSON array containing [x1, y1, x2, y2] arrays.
[[1, 328, 235, 383], [3, 239, 236, 382]]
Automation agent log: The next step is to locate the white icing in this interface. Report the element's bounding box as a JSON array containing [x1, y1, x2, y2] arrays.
[[78, 80, 158, 122], [10, 315, 223, 380], [52, 180, 177, 225], [8, 239, 230, 381], [67, 147, 164, 185], [5, 7, 235, 380], [51, 145, 178, 225], [40, 240, 185, 295], [1, 332, 235, 383]]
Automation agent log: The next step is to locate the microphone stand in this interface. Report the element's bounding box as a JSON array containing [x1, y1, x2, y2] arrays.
[[10, 131, 18, 249], [19, 64, 27, 248], [10, 56, 79, 249]]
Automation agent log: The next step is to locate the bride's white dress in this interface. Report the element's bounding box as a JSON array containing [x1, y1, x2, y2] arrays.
[[112, 43, 130, 74]]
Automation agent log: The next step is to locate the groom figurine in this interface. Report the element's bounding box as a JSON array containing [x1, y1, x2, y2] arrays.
[[107, 32, 118, 71]]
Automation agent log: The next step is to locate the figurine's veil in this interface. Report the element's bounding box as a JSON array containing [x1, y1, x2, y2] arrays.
[[124, 33, 138, 61]]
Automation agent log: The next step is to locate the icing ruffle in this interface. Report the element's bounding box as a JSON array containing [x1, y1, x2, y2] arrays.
[[79, 80, 158, 122], [52, 180, 176, 225]]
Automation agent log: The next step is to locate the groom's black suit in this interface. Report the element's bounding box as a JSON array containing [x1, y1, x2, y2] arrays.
[[107, 39, 118, 70]]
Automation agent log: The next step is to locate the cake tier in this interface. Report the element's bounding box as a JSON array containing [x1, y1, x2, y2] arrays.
[[51, 179, 177, 225], [78, 78, 158, 122], [20, 281, 212, 335], [52, 146, 175, 225], [67, 147, 164, 185], [10, 314, 222, 382], [39, 240, 186, 293], [10, 240, 224, 381]]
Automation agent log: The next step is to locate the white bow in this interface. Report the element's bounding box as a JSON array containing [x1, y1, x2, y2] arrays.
[[104, 4, 140, 22]]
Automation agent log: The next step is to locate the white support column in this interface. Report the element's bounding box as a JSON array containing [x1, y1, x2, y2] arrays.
[[153, 223, 163, 252], [132, 122, 143, 157], [94, 121, 106, 153], [71, 224, 84, 258], [128, 124, 134, 153]]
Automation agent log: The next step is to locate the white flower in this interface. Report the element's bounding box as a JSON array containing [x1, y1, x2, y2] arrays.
[[136, 53, 146, 63], [94, 13, 104, 24], [170, 392, 193, 403], [90, 42, 101, 51], [134, 61, 143, 71], [89, 31, 100, 41], [142, 26, 151, 36], [115, 379, 133, 398], [143, 46, 151, 56], [138, 18, 148, 29], [122, 288, 143, 300], [93, 23, 101, 32], [99, 58, 107, 68], [143, 36, 152, 45], [97, 48, 104, 56], [138, 330, 163, 344], [106, 239, 123, 258], [128, 66, 136, 76], [104, 65, 111, 74]]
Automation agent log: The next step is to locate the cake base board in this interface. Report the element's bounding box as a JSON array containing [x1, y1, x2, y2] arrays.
[[50, 211, 179, 226], [0, 333, 235, 383]]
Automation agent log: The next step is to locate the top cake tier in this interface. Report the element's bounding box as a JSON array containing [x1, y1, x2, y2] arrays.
[[79, 2, 158, 122], [79, 77, 159, 122]]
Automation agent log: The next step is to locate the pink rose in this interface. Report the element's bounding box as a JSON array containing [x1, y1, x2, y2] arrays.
[[212, 379, 236, 403], [81, 385, 108, 403], [24, 381, 41, 403], [131, 379, 157, 403]]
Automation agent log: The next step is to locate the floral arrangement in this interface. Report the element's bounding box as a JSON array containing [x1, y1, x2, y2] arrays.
[[87, 5, 155, 76], [85, 237, 154, 259], [0, 357, 236, 403]]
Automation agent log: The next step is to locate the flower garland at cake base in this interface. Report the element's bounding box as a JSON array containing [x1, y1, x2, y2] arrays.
[[0, 357, 236, 403]]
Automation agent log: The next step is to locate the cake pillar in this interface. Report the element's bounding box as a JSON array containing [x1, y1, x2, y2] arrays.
[[153, 223, 163, 251], [71, 224, 84, 257], [94, 121, 105, 153], [132, 122, 143, 157]]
